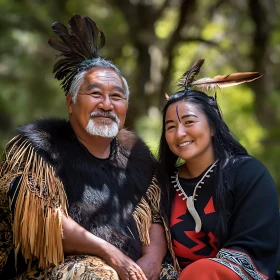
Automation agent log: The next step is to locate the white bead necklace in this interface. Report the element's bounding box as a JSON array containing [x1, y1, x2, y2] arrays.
[[171, 159, 219, 233]]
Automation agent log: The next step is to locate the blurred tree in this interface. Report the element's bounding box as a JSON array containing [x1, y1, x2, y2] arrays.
[[0, 0, 279, 186]]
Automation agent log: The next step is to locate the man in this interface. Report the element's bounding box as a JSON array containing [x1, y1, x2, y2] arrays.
[[0, 14, 175, 280]]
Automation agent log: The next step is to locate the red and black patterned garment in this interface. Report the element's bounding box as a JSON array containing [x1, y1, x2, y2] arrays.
[[170, 169, 219, 267], [169, 156, 280, 280]]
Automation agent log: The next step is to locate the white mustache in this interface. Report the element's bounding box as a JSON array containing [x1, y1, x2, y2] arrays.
[[90, 111, 119, 123]]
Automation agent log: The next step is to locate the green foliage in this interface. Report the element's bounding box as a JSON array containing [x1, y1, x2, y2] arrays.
[[218, 86, 266, 156], [155, 9, 177, 39], [135, 115, 161, 155]]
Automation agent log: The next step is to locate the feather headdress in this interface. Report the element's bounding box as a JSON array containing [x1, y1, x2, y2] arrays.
[[48, 14, 105, 94], [177, 58, 263, 93], [178, 59, 205, 89]]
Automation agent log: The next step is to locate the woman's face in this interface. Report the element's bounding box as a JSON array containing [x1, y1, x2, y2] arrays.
[[165, 100, 215, 164]]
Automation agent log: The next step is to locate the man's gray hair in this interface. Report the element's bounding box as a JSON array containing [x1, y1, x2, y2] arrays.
[[69, 58, 130, 103]]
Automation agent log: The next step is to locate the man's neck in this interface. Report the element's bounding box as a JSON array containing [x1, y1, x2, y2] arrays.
[[77, 134, 112, 159], [69, 119, 113, 159]]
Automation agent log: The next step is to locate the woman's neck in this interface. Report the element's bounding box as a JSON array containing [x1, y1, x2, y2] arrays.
[[179, 156, 216, 179]]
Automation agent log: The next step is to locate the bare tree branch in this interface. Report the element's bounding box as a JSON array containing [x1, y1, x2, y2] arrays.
[[158, 0, 197, 106], [179, 36, 218, 46], [248, 0, 275, 127], [154, 0, 172, 20]]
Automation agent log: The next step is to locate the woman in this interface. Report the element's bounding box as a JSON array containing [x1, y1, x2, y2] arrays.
[[157, 59, 280, 279]]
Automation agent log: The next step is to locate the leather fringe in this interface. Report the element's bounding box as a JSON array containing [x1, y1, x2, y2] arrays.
[[1, 135, 68, 269], [132, 176, 181, 272], [162, 217, 181, 272], [0, 168, 15, 271], [132, 176, 160, 246]]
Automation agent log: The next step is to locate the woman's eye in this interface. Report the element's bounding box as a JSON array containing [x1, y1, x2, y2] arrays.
[[166, 126, 175, 131]]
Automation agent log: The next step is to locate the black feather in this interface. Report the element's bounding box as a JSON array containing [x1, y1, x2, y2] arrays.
[[178, 59, 205, 89], [48, 14, 105, 94]]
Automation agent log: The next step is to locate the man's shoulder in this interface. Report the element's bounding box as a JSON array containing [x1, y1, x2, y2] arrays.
[[117, 129, 139, 148], [16, 117, 68, 146], [116, 129, 156, 170], [117, 129, 153, 155], [17, 118, 68, 138], [2, 118, 70, 164]]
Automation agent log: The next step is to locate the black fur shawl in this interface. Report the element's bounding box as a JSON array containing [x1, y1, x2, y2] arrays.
[[15, 118, 156, 261]]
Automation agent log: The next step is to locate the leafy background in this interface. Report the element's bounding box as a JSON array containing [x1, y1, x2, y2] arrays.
[[0, 0, 280, 194]]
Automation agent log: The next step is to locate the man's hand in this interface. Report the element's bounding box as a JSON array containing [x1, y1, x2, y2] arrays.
[[62, 216, 146, 280], [135, 223, 166, 280], [103, 245, 147, 280], [136, 254, 162, 280]]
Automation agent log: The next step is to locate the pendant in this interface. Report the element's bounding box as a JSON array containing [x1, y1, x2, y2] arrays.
[[186, 196, 202, 233]]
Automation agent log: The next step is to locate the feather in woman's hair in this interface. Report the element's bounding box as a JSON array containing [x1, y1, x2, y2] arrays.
[[192, 72, 263, 90], [48, 14, 105, 94], [177, 59, 205, 89], [165, 92, 170, 100]]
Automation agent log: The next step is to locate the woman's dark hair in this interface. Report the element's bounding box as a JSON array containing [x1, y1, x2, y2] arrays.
[[157, 89, 248, 247]]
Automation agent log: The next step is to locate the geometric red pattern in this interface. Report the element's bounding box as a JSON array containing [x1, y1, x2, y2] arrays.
[[204, 196, 215, 215], [170, 194, 187, 227]]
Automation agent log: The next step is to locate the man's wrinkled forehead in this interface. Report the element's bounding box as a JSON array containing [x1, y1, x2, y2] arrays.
[[86, 82, 125, 94], [83, 68, 125, 91]]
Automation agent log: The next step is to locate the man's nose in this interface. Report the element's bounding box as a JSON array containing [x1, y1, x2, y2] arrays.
[[98, 95, 114, 110]]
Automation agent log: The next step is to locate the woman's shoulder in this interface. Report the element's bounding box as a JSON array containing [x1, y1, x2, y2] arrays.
[[227, 155, 267, 173], [227, 155, 275, 193]]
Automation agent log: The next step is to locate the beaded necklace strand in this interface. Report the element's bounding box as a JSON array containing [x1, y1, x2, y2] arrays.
[[171, 159, 219, 233]]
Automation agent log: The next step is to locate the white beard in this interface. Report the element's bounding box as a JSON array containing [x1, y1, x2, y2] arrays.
[[85, 118, 119, 138]]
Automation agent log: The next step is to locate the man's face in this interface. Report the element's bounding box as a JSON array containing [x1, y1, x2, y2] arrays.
[[67, 68, 128, 138]]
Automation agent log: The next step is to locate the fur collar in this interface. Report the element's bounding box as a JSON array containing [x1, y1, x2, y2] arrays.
[[15, 118, 156, 260]]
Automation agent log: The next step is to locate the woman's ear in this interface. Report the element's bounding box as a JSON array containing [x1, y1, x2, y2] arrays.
[[210, 126, 215, 137], [66, 93, 73, 114]]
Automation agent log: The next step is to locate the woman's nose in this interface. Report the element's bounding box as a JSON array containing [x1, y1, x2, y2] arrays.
[[176, 124, 187, 137]]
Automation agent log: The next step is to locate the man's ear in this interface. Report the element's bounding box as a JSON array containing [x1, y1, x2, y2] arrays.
[[66, 93, 73, 114]]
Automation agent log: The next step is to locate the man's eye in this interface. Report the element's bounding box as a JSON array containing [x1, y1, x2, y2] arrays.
[[112, 93, 123, 99], [90, 92, 101, 96]]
